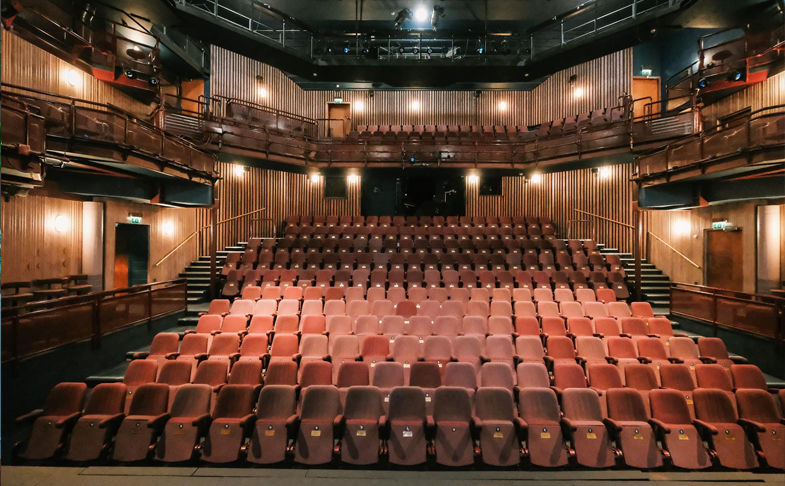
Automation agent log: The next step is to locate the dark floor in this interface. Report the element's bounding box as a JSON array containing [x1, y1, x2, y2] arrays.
[[2, 466, 784, 486]]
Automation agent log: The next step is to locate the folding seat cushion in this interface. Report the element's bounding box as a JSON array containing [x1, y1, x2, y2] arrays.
[[409, 362, 442, 414], [544, 336, 578, 368], [473, 387, 523, 466], [247, 385, 297, 464], [649, 389, 712, 469], [299, 361, 333, 388], [123, 360, 159, 414], [61, 383, 126, 461], [386, 387, 430, 466], [697, 337, 744, 371], [156, 360, 193, 408], [200, 385, 256, 464], [605, 337, 641, 384], [731, 364, 769, 391], [736, 389, 785, 470], [693, 388, 758, 469], [192, 361, 229, 405], [515, 336, 545, 363], [604, 388, 662, 469], [517, 388, 569, 467], [293, 385, 342, 465], [338, 386, 384, 465], [111, 383, 170, 462], [480, 362, 515, 393], [131, 332, 180, 365], [155, 384, 213, 462], [432, 387, 475, 466], [560, 388, 616, 468]]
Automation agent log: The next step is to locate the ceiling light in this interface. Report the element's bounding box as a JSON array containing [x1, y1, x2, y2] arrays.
[[394, 8, 412, 29], [498, 101, 508, 111], [65, 69, 79, 87], [411, 100, 420, 110], [54, 215, 69, 233], [414, 7, 428, 22], [310, 173, 321, 183], [431, 5, 445, 30]]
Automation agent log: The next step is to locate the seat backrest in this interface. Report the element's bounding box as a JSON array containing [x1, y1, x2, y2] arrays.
[[256, 384, 297, 419], [669, 337, 699, 359], [156, 360, 192, 385], [546, 336, 576, 359], [650, 389, 693, 425], [409, 362, 442, 388], [433, 387, 472, 423], [516, 362, 550, 388], [553, 363, 587, 389], [606, 337, 637, 359], [659, 364, 695, 391], [735, 389, 781, 424], [149, 333, 180, 355], [606, 388, 649, 422], [123, 360, 158, 386], [475, 387, 515, 422], [299, 361, 333, 387], [264, 361, 298, 386], [83, 383, 126, 415], [694, 388, 738, 424], [443, 362, 478, 390], [388, 387, 426, 421], [697, 337, 730, 360], [209, 333, 240, 356], [695, 364, 733, 391], [371, 362, 405, 388], [335, 362, 370, 388], [731, 364, 768, 390], [480, 362, 514, 391], [170, 384, 212, 418], [576, 336, 607, 360], [300, 385, 342, 420], [587, 364, 623, 390], [127, 383, 169, 416], [562, 388, 603, 422], [228, 360, 263, 385], [213, 385, 255, 419], [518, 388, 561, 423], [624, 364, 659, 391], [636, 337, 668, 359], [343, 386, 384, 420]]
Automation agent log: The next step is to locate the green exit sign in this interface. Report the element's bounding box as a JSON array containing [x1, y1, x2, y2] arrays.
[[712, 221, 728, 230], [334, 97, 343, 103], [129, 216, 143, 224]]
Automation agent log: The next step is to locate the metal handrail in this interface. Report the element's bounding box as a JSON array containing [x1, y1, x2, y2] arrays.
[[572, 209, 634, 229], [154, 207, 267, 267], [648, 231, 700, 268]]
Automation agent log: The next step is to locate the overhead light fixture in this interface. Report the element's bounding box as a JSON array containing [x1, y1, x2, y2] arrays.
[[498, 101, 508, 111], [431, 5, 445, 30], [411, 100, 420, 110], [65, 69, 79, 86], [414, 7, 428, 22], [698, 78, 709, 89], [310, 172, 321, 183], [393, 8, 413, 29]]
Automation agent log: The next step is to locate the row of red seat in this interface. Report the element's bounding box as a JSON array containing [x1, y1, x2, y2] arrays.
[[285, 215, 553, 227], [15, 364, 783, 468]]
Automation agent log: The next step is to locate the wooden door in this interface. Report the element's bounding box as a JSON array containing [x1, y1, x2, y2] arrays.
[[632, 77, 660, 120], [705, 230, 743, 291], [327, 103, 351, 138]]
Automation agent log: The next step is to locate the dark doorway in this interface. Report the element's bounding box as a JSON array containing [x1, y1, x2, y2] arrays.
[[705, 229, 743, 291], [114, 223, 150, 288], [361, 172, 465, 216]]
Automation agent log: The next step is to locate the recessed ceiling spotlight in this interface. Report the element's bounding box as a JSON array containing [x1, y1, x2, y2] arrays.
[[414, 7, 428, 22]]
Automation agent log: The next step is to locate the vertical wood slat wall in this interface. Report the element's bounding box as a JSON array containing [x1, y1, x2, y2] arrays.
[[465, 163, 636, 253], [196, 162, 361, 253], [700, 71, 785, 124], [210, 45, 633, 129], [0, 196, 83, 283], [0, 29, 152, 117]]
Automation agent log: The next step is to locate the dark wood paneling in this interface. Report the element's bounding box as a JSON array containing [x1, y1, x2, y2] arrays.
[[701, 72, 785, 125], [466, 163, 636, 253]]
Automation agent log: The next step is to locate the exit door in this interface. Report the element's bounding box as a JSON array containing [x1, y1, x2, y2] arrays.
[[114, 223, 150, 288], [327, 103, 351, 138], [705, 230, 743, 291], [632, 76, 660, 119]]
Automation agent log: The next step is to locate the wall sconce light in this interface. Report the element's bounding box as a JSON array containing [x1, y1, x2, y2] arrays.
[[354, 100, 364, 111], [467, 173, 480, 184], [573, 87, 583, 98], [163, 221, 175, 236], [530, 173, 542, 184], [233, 164, 247, 177], [599, 166, 612, 179], [674, 220, 691, 235], [54, 215, 69, 233], [498, 101, 508, 111], [256, 75, 267, 98], [65, 69, 80, 87], [347, 173, 360, 183], [310, 172, 321, 183], [411, 100, 420, 111]]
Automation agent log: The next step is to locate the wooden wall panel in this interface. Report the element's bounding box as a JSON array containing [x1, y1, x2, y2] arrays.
[[101, 199, 198, 290], [0, 196, 83, 283], [1, 29, 153, 117], [701, 71, 785, 124], [466, 163, 636, 253], [645, 199, 785, 293], [196, 162, 361, 252], [530, 49, 634, 125]]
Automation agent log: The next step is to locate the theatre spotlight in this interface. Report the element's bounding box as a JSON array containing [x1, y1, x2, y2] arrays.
[[394, 8, 412, 29], [431, 5, 445, 30]]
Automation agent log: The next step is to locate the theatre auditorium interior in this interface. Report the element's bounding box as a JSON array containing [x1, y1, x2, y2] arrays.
[[1, 0, 785, 484]]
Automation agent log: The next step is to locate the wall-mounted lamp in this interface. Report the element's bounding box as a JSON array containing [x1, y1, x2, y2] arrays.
[[467, 173, 480, 184], [674, 220, 691, 235], [163, 221, 175, 236], [65, 69, 80, 87], [233, 164, 247, 177], [256, 75, 267, 98], [599, 166, 612, 179], [411, 100, 420, 111], [310, 172, 321, 183], [347, 173, 360, 183], [54, 215, 69, 233], [530, 173, 542, 184], [498, 101, 508, 111], [354, 100, 364, 111]]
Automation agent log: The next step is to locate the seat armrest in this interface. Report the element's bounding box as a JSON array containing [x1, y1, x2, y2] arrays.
[[425, 416, 436, 440], [514, 417, 528, 441], [55, 412, 82, 429], [194, 353, 209, 361], [98, 413, 125, 430], [471, 416, 483, 429], [673, 332, 690, 338], [560, 417, 578, 433], [647, 333, 661, 339], [549, 386, 563, 398], [239, 413, 256, 430], [602, 417, 623, 434], [130, 351, 150, 360], [16, 409, 44, 423], [619, 333, 632, 339], [293, 353, 302, 363], [333, 414, 345, 438], [184, 330, 196, 335], [667, 357, 684, 364], [649, 418, 671, 434], [165, 352, 180, 359], [323, 354, 331, 362], [693, 419, 718, 436], [605, 356, 619, 364], [729, 356, 748, 364], [592, 332, 605, 339], [637, 357, 652, 364], [285, 414, 300, 438], [147, 413, 170, 430], [229, 353, 241, 361], [479, 355, 489, 363], [737, 418, 765, 433], [192, 413, 212, 428], [699, 356, 718, 364]]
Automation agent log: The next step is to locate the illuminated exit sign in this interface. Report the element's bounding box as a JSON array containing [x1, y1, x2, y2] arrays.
[[129, 216, 143, 224], [334, 97, 343, 103], [712, 221, 728, 230]]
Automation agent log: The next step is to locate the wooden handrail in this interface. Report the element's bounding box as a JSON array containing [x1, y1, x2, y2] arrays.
[[154, 207, 267, 267], [649, 231, 701, 269], [573, 209, 634, 229]]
